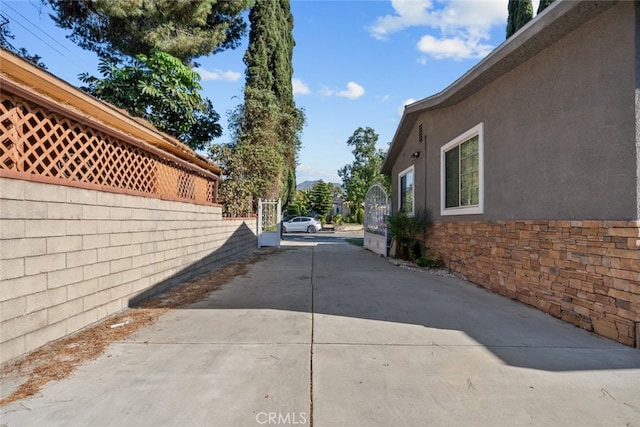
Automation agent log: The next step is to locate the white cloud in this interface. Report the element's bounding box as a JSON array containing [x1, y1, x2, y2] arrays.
[[398, 98, 417, 116], [292, 78, 310, 95], [369, 0, 508, 60], [336, 81, 365, 100], [195, 67, 241, 82], [320, 86, 335, 97], [378, 94, 391, 102], [417, 35, 493, 60], [369, 0, 437, 40], [320, 82, 366, 100]]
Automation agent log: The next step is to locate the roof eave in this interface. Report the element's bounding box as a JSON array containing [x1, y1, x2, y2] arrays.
[[381, 0, 618, 174]]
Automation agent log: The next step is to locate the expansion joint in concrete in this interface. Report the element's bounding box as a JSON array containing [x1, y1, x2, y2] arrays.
[[309, 247, 315, 427]]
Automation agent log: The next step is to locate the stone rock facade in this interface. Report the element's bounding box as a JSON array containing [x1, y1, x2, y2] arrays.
[[425, 220, 640, 347]]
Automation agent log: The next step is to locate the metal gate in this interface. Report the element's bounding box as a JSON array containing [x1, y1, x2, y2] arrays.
[[364, 184, 389, 256], [257, 199, 281, 248]]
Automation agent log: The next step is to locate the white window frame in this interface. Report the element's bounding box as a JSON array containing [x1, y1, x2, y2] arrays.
[[398, 165, 415, 217], [440, 123, 484, 216]]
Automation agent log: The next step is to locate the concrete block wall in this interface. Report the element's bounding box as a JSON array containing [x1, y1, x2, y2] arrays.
[[426, 220, 640, 347], [0, 177, 257, 364]]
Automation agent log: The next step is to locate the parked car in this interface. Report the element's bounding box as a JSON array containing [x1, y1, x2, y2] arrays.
[[282, 216, 322, 233]]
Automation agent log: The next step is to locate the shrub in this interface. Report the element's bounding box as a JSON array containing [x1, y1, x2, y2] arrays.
[[415, 256, 442, 269], [388, 210, 432, 260], [356, 207, 364, 224]]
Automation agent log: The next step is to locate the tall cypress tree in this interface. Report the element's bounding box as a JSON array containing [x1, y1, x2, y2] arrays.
[[240, 0, 304, 204], [537, 0, 555, 14], [506, 0, 533, 38]]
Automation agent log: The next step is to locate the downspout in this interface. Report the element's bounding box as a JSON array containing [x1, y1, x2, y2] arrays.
[[635, 1, 640, 222], [423, 133, 428, 255], [634, 0, 640, 348], [424, 133, 428, 219]]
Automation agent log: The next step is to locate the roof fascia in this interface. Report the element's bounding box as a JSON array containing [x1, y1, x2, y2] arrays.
[[381, 0, 618, 174]]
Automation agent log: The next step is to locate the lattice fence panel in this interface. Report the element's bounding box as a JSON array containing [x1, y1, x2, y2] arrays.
[[207, 180, 218, 204], [0, 98, 19, 171], [0, 93, 218, 204], [193, 176, 210, 202]]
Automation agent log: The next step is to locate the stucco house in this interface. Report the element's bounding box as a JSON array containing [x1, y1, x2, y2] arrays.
[[381, 0, 639, 347]]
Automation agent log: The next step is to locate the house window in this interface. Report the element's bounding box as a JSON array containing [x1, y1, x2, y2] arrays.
[[398, 166, 414, 216], [440, 123, 483, 215]]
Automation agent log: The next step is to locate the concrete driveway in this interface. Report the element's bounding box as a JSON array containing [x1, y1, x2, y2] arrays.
[[2, 236, 640, 426]]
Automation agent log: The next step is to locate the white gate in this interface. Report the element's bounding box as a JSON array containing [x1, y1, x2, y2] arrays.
[[364, 184, 389, 256], [257, 198, 281, 248]]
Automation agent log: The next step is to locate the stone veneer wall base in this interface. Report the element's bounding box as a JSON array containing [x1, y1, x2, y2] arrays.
[[424, 220, 640, 347]]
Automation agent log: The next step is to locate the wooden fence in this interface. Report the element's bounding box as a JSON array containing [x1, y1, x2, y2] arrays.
[[0, 50, 220, 205]]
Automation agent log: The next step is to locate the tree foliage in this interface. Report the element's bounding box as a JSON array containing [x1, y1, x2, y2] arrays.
[[48, 0, 251, 64], [388, 210, 432, 261], [286, 191, 308, 218], [308, 181, 333, 221], [212, 0, 304, 213], [506, 0, 533, 38], [338, 127, 390, 210], [537, 0, 554, 14], [0, 15, 47, 68], [50, 1, 250, 151], [211, 140, 285, 217], [79, 50, 221, 151], [242, 0, 303, 204]]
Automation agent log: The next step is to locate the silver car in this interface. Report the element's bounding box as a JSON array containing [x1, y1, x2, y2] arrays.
[[283, 216, 322, 233]]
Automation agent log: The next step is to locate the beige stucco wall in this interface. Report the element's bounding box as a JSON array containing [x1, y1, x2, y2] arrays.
[[391, 1, 637, 221], [386, 3, 640, 347], [0, 177, 257, 364]]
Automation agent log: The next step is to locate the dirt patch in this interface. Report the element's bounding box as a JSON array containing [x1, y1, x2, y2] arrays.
[[0, 248, 278, 407]]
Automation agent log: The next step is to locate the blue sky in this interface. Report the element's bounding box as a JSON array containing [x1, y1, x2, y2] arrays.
[[2, 0, 541, 184]]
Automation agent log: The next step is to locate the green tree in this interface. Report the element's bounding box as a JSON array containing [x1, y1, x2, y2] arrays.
[[506, 0, 533, 38], [49, 0, 251, 64], [210, 134, 285, 217], [215, 0, 304, 209], [537, 0, 554, 14], [338, 127, 390, 211], [286, 191, 307, 218], [308, 181, 333, 222], [79, 51, 221, 151], [0, 15, 46, 68], [51, 1, 250, 151], [242, 0, 303, 204], [209, 144, 250, 217]]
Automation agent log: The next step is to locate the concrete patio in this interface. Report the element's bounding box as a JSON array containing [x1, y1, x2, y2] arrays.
[[2, 235, 639, 426]]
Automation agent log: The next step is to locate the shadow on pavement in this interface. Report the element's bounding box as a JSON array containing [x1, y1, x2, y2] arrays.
[[136, 235, 640, 372]]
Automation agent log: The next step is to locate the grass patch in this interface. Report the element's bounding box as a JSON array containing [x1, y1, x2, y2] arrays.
[[344, 237, 364, 247]]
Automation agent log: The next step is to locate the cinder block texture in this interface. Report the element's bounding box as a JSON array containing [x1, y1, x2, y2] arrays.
[[0, 178, 257, 364], [426, 220, 640, 347]]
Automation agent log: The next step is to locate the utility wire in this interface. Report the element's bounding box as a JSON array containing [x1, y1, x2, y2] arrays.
[[1, 9, 67, 57], [1, 3, 96, 77], [3, 1, 72, 54]]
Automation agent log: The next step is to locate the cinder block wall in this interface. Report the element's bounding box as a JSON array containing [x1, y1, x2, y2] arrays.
[[427, 220, 640, 347], [0, 177, 257, 364]]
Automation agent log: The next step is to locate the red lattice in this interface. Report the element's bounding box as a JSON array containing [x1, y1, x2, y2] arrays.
[[0, 93, 218, 204]]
